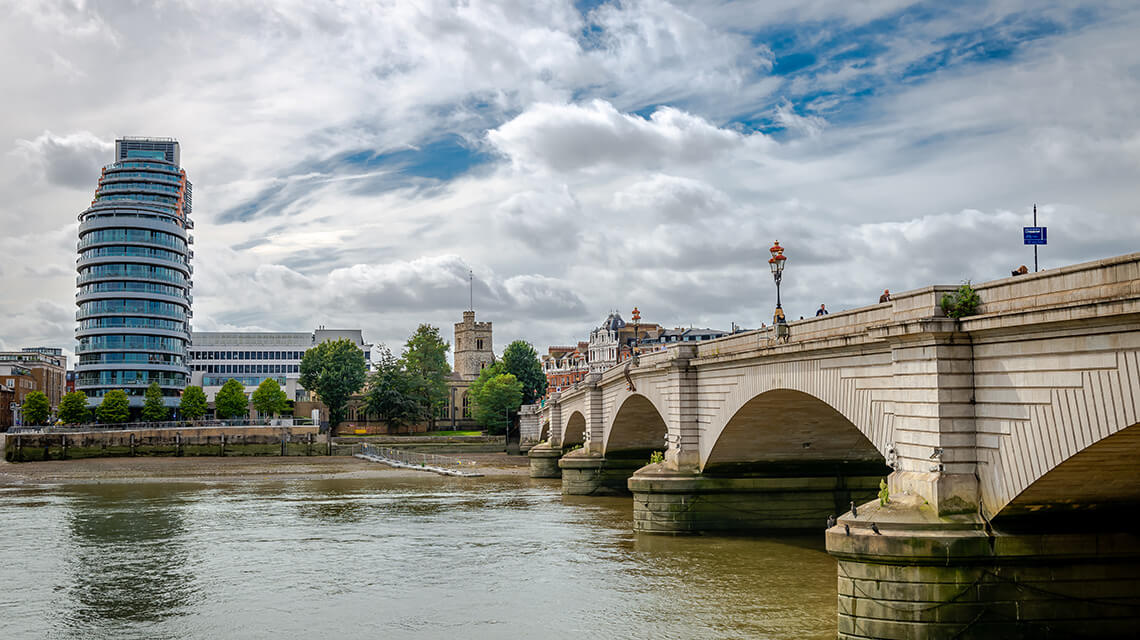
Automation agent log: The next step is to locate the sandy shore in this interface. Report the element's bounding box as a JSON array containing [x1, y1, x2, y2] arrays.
[[0, 453, 531, 486]]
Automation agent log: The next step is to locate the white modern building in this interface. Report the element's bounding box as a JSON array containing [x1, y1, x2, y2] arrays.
[[188, 328, 372, 401]]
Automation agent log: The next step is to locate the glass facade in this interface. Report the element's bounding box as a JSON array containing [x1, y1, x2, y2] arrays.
[[75, 138, 192, 403]]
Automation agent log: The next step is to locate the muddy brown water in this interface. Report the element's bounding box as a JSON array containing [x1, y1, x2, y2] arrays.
[[0, 465, 837, 639]]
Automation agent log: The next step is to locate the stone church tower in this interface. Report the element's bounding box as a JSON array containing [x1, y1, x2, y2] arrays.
[[454, 310, 493, 380]]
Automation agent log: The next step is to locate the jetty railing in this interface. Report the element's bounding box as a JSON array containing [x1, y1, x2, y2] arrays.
[[355, 443, 482, 477]]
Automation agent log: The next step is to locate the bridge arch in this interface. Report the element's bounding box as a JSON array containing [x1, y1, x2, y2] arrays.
[[702, 388, 885, 473], [562, 411, 586, 446], [603, 392, 668, 458], [994, 419, 1140, 521]]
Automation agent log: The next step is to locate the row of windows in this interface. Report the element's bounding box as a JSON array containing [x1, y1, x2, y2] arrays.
[[79, 353, 184, 366], [78, 335, 186, 353], [202, 376, 287, 388], [79, 317, 186, 332], [192, 364, 299, 374], [80, 245, 187, 264], [79, 299, 186, 319], [80, 228, 186, 251], [77, 371, 188, 386], [80, 281, 187, 298], [98, 181, 182, 195], [85, 387, 182, 398], [80, 264, 188, 285], [115, 160, 180, 173], [189, 350, 306, 361], [103, 170, 183, 184], [96, 191, 178, 205]]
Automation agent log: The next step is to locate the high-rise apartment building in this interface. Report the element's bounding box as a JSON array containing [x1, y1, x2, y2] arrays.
[[74, 137, 194, 406]]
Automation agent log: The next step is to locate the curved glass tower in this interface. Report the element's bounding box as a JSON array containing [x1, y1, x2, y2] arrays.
[[75, 137, 194, 407]]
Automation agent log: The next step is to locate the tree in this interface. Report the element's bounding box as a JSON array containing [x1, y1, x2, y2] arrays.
[[215, 379, 248, 419], [402, 324, 451, 428], [469, 371, 523, 435], [58, 391, 90, 424], [96, 390, 130, 424], [179, 385, 208, 420], [141, 382, 168, 422], [252, 378, 288, 417], [364, 346, 422, 429], [300, 338, 367, 430], [22, 391, 51, 426], [501, 340, 547, 405]]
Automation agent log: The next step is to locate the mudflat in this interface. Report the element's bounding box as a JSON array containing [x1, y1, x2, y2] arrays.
[[0, 453, 530, 485]]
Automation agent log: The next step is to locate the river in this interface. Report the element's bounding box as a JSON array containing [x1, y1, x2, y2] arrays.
[[0, 475, 837, 639]]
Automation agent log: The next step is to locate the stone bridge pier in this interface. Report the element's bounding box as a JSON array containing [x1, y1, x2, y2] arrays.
[[537, 253, 1140, 639]]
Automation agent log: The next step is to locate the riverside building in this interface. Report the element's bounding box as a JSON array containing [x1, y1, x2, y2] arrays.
[[74, 137, 194, 407], [187, 328, 372, 402]]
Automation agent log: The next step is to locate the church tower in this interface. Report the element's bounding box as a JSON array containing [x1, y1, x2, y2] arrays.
[[454, 310, 493, 380]]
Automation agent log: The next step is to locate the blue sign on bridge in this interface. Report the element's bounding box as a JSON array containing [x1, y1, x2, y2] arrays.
[[1023, 227, 1047, 245]]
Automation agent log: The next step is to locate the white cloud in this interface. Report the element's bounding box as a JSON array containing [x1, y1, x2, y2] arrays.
[[487, 99, 755, 172], [0, 0, 1138, 359]]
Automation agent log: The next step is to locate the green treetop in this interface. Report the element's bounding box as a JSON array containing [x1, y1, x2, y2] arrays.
[[252, 378, 289, 417], [22, 391, 51, 425], [469, 367, 523, 435], [215, 379, 249, 419], [501, 339, 547, 405], [402, 324, 451, 428], [141, 382, 168, 422], [364, 345, 422, 429], [179, 386, 208, 420], [96, 390, 130, 424], [299, 338, 368, 430], [57, 391, 90, 424]]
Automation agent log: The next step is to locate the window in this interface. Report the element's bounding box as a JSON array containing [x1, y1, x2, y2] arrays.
[[476, 339, 483, 350]]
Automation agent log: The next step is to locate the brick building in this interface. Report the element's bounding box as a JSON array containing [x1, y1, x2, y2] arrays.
[[0, 348, 67, 409], [1, 365, 38, 429], [542, 342, 590, 393]]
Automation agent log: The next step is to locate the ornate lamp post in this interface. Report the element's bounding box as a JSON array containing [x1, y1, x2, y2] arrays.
[[769, 241, 787, 310], [631, 306, 641, 360], [769, 241, 789, 340]]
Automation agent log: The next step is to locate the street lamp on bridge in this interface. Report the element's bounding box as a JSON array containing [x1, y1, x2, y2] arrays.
[[631, 306, 641, 362], [769, 241, 789, 341]]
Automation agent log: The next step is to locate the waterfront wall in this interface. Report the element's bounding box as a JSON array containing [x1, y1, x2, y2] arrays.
[[4, 426, 324, 461]]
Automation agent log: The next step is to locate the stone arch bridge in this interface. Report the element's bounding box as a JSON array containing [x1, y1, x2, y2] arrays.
[[531, 252, 1140, 639]]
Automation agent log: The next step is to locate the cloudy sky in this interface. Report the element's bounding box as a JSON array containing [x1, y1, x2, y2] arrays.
[[2, 0, 1138, 365]]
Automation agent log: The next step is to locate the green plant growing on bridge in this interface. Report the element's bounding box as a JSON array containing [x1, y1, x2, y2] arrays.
[[22, 391, 51, 425], [940, 282, 981, 319], [141, 382, 168, 421], [97, 390, 130, 424], [180, 386, 208, 420], [649, 450, 664, 465], [58, 391, 90, 424], [215, 379, 248, 419], [878, 478, 891, 507]]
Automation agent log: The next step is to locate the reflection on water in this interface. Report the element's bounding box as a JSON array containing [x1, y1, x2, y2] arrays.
[[0, 476, 837, 639], [62, 486, 197, 638]]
